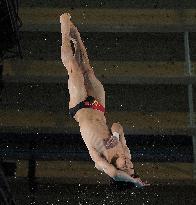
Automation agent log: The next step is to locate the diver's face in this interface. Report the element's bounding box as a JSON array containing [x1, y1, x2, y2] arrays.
[[116, 157, 134, 175], [116, 157, 126, 169]]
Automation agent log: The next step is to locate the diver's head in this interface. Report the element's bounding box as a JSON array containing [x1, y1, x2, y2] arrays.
[[112, 154, 134, 175], [115, 157, 126, 169]]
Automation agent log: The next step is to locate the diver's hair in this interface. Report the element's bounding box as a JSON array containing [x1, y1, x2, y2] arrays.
[[110, 154, 119, 166]]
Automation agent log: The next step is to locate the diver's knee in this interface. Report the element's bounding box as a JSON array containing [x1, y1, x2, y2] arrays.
[[83, 67, 94, 77]]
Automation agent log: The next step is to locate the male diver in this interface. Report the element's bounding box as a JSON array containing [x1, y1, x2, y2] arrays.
[[60, 13, 148, 187]]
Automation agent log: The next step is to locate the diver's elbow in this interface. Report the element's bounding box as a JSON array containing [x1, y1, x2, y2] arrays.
[[95, 162, 104, 171], [95, 162, 117, 178], [106, 167, 117, 178]]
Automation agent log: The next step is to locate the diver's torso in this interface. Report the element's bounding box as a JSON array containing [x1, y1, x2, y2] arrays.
[[75, 108, 128, 165], [76, 108, 111, 153]]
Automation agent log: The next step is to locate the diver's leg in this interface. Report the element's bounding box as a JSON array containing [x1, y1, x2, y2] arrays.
[[60, 13, 87, 108], [68, 69, 87, 109], [69, 24, 105, 106], [70, 22, 91, 74], [83, 70, 106, 107]]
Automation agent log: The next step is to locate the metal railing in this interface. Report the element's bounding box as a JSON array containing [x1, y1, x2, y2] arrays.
[[184, 32, 196, 179]]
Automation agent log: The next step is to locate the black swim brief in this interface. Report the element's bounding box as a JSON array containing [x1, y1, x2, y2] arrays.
[[69, 96, 105, 118]]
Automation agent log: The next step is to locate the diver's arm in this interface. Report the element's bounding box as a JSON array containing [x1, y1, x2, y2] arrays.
[[104, 122, 122, 149], [89, 148, 117, 178], [111, 122, 132, 159], [111, 122, 123, 140]]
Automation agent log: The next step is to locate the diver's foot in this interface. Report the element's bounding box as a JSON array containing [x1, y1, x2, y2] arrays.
[[60, 13, 71, 37]]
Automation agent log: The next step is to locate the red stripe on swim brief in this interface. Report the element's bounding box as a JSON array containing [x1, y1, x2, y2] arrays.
[[91, 100, 105, 113]]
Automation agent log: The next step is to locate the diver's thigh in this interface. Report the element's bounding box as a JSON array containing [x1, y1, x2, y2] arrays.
[[68, 71, 87, 108], [84, 71, 105, 107]]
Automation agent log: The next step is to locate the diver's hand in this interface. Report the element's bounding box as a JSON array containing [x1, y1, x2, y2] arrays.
[[130, 174, 150, 187]]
